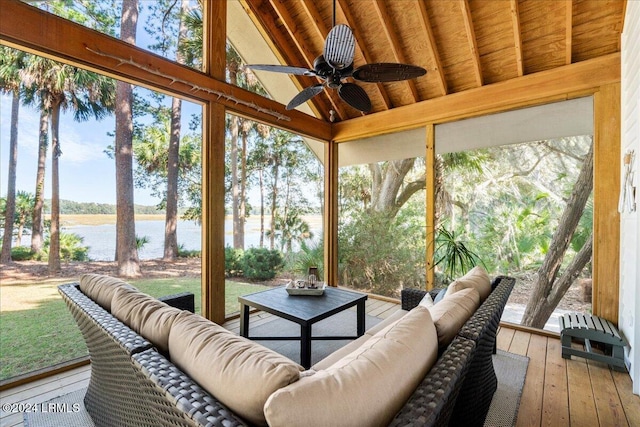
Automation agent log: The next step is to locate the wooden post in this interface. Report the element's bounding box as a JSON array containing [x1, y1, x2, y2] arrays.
[[324, 140, 339, 287], [426, 124, 436, 290], [593, 83, 621, 324], [201, 0, 226, 324]]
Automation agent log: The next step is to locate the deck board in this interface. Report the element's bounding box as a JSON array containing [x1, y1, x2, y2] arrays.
[[516, 333, 547, 427], [1, 302, 639, 427], [542, 338, 570, 426], [567, 356, 598, 427]]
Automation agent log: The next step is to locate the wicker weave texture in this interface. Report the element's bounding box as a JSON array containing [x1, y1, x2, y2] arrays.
[[133, 350, 247, 427], [59, 284, 161, 426], [389, 336, 476, 427]]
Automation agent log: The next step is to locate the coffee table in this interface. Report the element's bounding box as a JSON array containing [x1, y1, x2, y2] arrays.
[[239, 286, 368, 368]]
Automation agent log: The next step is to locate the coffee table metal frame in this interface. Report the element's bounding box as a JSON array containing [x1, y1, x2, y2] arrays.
[[238, 286, 368, 368]]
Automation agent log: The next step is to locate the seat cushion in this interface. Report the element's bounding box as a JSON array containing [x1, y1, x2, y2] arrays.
[[444, 266, 491, 302], [111, 287, 183, 354], [79, 273, 136, 311], [429, 287, 480, 348], [168, 312, 303, 426], [264, 306, 438, 427]]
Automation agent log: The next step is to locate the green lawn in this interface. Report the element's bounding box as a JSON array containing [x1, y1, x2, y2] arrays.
[[0, 278, 268, 381]]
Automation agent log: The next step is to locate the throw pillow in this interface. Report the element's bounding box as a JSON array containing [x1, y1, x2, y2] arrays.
[[444, 266, 491, 302], [168, 312, 303, 426], [79, 273, 136, 312], [419, 292, 435, 308], [264, 306, 438, 427], [428, 287, 480, 348], [111, 286, 183, 354], [433, 288, 447, 303]]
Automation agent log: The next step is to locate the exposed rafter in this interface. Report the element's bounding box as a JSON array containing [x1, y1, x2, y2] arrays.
[[510, 0, 524, 76], [459, 0, 483, 87], [371, 0, 420, 103], [332, 0, 392, 109], [266, 0, 348, 120], [566, 0, 573, 65], [241, 0, 330, 120], [415, 1, 448, 96]]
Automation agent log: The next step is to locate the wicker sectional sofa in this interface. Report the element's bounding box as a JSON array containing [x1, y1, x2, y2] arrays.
[[58, 273, 514, 427]]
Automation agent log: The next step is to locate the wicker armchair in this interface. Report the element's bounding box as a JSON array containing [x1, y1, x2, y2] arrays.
[[398, 276, 516, 427]]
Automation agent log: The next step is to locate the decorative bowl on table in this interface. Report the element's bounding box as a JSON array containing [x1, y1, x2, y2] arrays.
[[285, 280, 326, 296]]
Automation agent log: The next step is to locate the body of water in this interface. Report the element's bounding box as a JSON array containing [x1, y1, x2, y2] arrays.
[[18, 217, 322, 261]]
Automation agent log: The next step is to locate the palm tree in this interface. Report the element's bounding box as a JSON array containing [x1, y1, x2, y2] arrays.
[[0, 46, 26, 263], [21, 56, 115, 272], [14, 191, 35, 247], [114, 0, 141, 277]]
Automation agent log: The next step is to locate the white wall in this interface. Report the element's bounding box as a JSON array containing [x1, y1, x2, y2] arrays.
[[620, 0, 640, 395]]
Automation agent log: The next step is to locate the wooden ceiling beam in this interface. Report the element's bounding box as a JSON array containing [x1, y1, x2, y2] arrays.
[[332, 0, 392, 110], [459, 0, 483, 87], [566, 0, 573, 65], [267, 0, 349, 121], [332, 53, 620, 142], [0, 0, 331, 141], [510, 0, 524, 77], [372, 0, 421, 103], [416, 1, 448, 97]]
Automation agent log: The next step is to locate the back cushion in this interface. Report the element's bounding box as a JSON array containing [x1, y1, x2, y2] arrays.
[[168, 313, 303, 426], [264, 306, 438, 427], [79, 273, 136, 311], [111, 287, 182, 354], [429, 287, 480, 348], [444, 266, 491, 302]]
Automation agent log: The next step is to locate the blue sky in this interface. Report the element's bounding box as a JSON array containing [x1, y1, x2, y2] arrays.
[[0, 91, 201, 206]]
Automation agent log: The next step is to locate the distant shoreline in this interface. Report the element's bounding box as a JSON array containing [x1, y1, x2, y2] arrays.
[[52, 214, 166, 226], [52, 214, 323, 227]]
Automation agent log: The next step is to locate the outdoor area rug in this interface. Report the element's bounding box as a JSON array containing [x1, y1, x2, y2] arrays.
[[23, 388, 94, 427], [250, 309, 383, 367], [484, 350, 530, 427]]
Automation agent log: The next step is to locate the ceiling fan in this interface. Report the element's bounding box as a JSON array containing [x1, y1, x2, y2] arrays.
[[246, 1, 426, 114]]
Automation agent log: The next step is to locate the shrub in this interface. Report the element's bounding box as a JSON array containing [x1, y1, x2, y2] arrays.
[[41, 233, 90, 262], [178, 245, 201, 258], [242, 248, 283, 281], [10, 246, 36, 261], [225, 246, 244, 277]]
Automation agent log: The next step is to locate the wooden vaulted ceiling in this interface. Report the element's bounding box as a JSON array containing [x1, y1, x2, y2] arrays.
[[240, 0, 626, 123]]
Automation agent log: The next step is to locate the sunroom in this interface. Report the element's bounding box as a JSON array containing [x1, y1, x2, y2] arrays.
[[0, 0, 639, 426]]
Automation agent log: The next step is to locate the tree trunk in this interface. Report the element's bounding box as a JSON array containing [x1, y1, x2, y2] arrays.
[[239, 129, 248, 248], [259, 168, 265, 248], [269, 163, 279, 250], [163, 0, 189, 261], [522, 141, 594, 327], [31, 109, 49, 254], [1, 89, 20, 263], [48, 102, 61, 273], [115, 0, 141, 277], [164, 95, 181, 261], [368, 158, 424, 218], [230, 115, 241, 248]]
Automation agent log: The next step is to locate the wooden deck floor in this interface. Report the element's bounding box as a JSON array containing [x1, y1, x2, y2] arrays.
[[1, 299, 639, 427]]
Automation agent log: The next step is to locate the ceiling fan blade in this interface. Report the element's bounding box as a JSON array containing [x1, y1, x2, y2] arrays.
[[338, 83, 372, 113], [247, 64, 316, 76], [323, 24, 355, 70], [286, 84, 325, 110], [352, 63, 427, 82]]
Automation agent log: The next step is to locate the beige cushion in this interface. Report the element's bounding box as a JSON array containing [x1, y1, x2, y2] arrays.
[[429, 287, 480, 347], [445, 266, 491, 302], [79, 273, 136, 311], [168, 312, 303, 426], [312, 333, 370, 371], [264, 306, 438, 427], [363, 309, 407, 337], [111, 287, 182, 354]]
